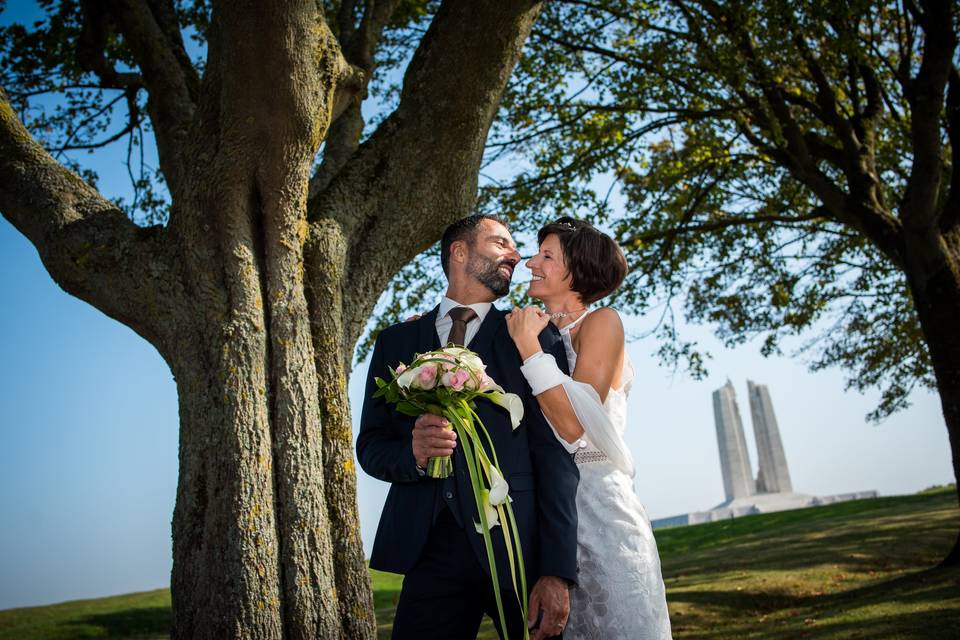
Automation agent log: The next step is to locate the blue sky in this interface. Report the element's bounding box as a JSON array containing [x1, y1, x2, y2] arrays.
[[0, 1, 954, 611]]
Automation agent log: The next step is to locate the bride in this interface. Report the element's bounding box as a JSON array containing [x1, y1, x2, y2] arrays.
[[506, 217, 672, 640]]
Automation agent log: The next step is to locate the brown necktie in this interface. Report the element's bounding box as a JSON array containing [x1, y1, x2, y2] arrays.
[[447, 307, 478, 347]]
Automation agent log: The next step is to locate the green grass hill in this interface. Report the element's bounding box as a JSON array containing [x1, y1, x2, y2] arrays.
[[2, 488, 958, 640]]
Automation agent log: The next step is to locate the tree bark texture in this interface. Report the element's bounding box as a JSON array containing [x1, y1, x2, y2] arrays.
[[903, 227, 960, 566], [0, 0, 543, 637]]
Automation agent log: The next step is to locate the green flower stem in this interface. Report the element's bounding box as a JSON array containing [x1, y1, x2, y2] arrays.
[[466, 401, 528, 619], [447, 406, 513, 640], [425, 402, 455, 478]]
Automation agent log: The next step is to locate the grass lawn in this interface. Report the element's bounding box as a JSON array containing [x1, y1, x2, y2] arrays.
[[2, 489, 958, 639]]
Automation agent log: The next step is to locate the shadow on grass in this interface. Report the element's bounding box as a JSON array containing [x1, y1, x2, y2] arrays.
[[64, 606, 170, 639], [672, 566, 960, 606], [661, 495, 960, 589], [669, 566, 960, 639]]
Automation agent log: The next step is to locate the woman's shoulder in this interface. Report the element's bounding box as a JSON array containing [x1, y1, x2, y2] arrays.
[[581, 307, 623, 333], [576, 307, 624, 350]]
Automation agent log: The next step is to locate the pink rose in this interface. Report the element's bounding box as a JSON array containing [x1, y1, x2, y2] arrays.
[[442, 368, 470, 391], [436, 354, 457, 371], [478, 373, 494, 390], [415, 365, 438, 390]]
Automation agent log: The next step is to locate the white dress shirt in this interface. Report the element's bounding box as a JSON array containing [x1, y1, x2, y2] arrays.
[[435, 296, 492, 347]]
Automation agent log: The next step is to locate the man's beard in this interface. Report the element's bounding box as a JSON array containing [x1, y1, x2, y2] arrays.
[[467, 253, 512, 297]]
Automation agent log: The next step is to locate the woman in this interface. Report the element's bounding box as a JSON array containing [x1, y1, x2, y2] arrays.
[[506, 217, 672, 640]]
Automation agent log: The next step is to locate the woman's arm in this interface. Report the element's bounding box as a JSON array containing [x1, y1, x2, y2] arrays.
[[510, 307, 635, 475], [507, 307, 624, 444], [531, 309, 623, 443]]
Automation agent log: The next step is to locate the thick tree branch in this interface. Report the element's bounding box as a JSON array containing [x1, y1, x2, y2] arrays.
[[0, 88, 177, 354], [625, 211, 827, 247], [942, 65, 960, 232], [310, 0, 403, 196], [107, 0, 199, 196], [901, 0, 955, 231], [307, 0, 542, 349]]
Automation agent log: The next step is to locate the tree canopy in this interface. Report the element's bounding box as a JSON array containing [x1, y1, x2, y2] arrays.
[[470, 0, 956, 422]]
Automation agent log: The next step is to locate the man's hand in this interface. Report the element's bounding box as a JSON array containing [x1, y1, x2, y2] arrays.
[[528, 576, 570, 639], [412, 413, 456, 468]]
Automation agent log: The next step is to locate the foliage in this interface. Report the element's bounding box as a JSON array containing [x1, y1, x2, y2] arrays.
[[2, 1, 956, 425], [0, 0, 431, 225], [476, 0, 955, 421]]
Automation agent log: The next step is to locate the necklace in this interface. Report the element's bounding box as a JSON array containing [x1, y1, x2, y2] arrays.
[[549, 308, 587, 321]]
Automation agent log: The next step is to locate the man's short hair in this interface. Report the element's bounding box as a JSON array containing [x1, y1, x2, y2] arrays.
[[440, 214, 509, 276]]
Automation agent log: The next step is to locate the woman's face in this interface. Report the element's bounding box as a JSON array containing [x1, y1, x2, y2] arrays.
[[526, 234, 573, 300]]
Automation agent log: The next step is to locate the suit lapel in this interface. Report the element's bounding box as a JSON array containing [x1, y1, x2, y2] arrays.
[[418, 305, 441, 351], [468, 305, 505, 356]]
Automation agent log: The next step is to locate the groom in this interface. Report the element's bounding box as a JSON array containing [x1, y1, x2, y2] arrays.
[[357, 214, 579, 640]]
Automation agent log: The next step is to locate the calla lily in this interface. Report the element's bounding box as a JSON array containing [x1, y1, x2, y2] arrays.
[[488, 466, 510, 506], [488, 391, 524, 429], [474, 489, 501, 533], [397, 364, 437, 390], [396, 366, 417, 389]]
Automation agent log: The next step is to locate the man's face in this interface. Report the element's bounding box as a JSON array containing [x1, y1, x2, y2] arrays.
[[463, 219, 521, 297]]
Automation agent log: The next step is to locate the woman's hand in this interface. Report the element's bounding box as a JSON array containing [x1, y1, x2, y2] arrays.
[[506, 306, 550, 360]]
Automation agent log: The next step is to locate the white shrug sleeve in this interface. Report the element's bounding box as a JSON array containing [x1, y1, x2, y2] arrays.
[[520, 351, 635, 477]]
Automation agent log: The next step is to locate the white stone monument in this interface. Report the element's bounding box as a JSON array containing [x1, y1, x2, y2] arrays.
[[650, 379, 877, 529], [712, 380, 755, 501], [748, 380, 793, 494]]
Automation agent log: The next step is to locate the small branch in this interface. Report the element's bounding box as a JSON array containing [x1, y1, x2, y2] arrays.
[[625, 211, 827, 246], [51, 92, 127, 157]]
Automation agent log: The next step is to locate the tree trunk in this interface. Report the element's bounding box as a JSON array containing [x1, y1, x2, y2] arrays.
[[305, 220, 377, 639], [904, 228, 960, 567], [0, 1, 544, 636], [164, 3, 360, 638]]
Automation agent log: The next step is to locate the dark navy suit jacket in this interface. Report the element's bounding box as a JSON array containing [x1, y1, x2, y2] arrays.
[[356, 305, 580, 588]]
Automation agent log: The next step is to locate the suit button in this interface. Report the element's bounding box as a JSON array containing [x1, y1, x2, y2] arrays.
[[445, 491, 454, 499]]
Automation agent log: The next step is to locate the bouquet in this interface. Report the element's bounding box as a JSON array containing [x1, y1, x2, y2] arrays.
[[374, 346, 528, 639]]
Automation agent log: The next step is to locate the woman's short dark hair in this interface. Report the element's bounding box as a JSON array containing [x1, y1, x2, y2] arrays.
[[538, 216, 628, 304]]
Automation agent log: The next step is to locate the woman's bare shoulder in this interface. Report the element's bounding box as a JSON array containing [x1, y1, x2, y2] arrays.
[[581, 307, 623, 332], [577, 307, 624, 350]]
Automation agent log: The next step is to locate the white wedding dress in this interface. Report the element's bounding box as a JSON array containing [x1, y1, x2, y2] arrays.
[[522, 312, 672, 640]]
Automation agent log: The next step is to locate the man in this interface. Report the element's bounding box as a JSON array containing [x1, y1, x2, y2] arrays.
[[357, 214, 579, 640]]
